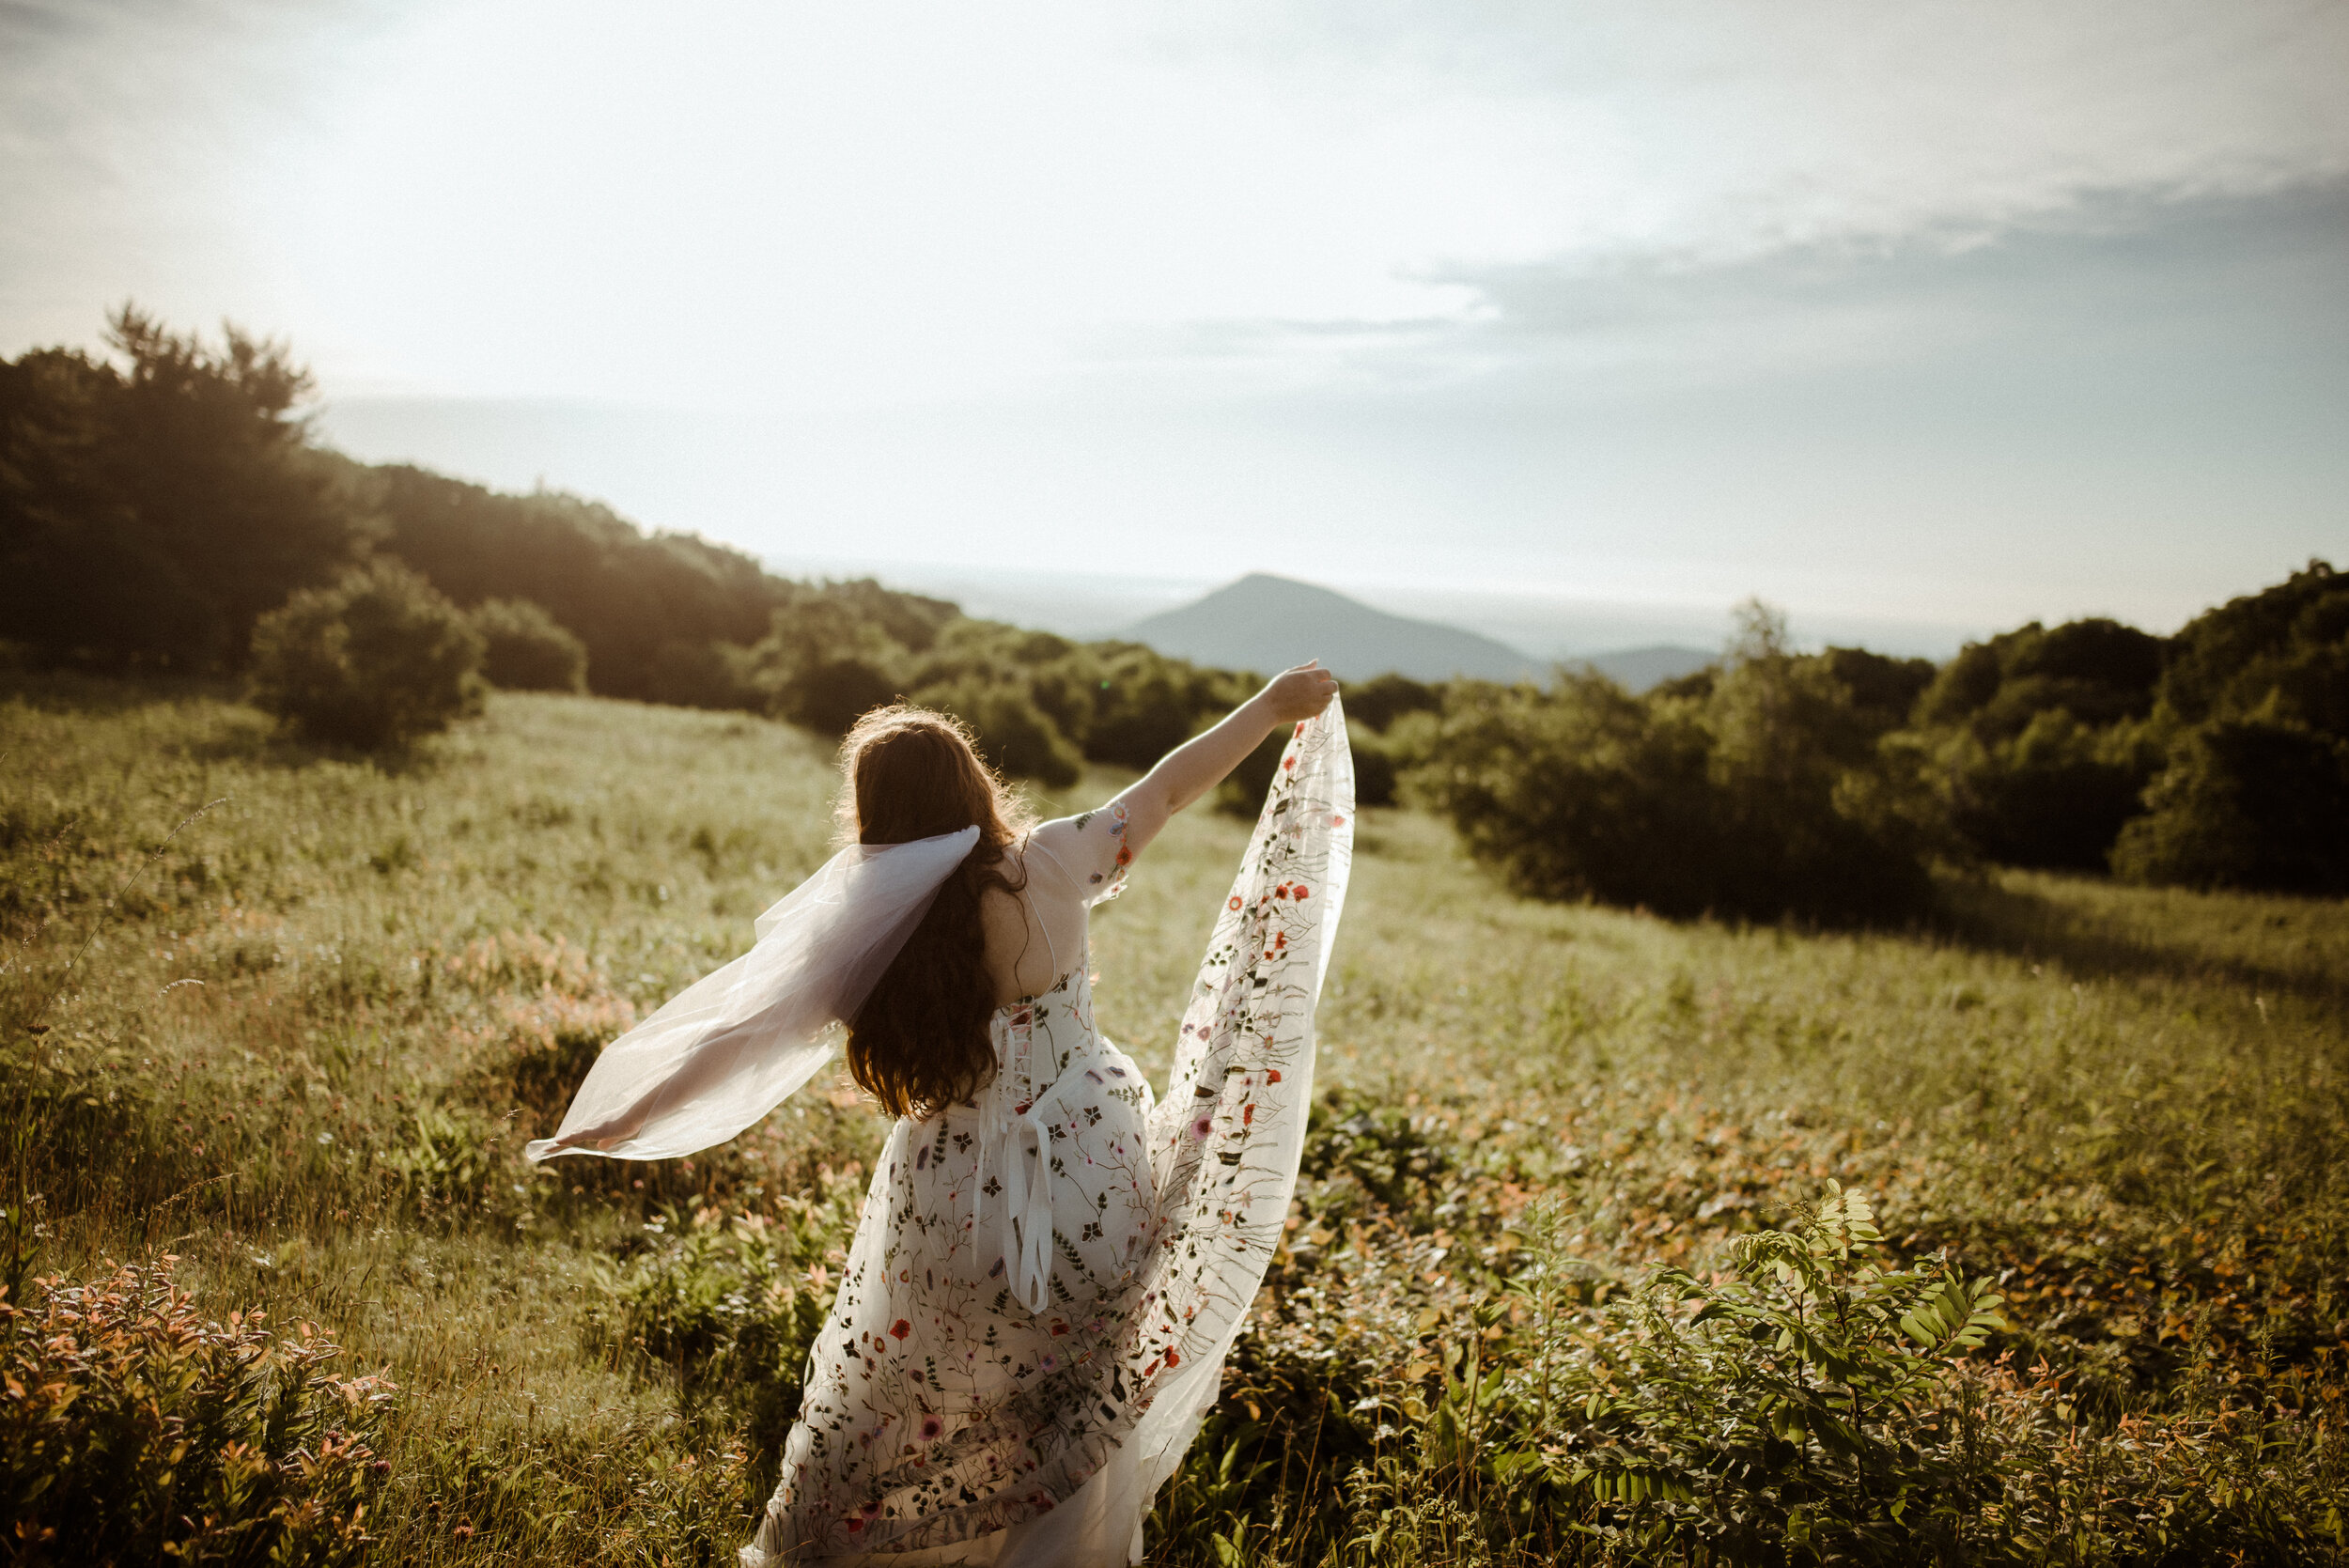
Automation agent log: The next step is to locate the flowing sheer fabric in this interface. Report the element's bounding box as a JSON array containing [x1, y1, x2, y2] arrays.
[[524, 827, 981, 1164], [745, 704, 1354, 1565]]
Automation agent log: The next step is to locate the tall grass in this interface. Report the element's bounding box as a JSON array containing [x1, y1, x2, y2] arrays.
[[4, 680, 2344, 1562]]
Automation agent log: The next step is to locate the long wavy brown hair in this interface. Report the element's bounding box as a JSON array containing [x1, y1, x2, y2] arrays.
[[838, 706, 1033, 1119]]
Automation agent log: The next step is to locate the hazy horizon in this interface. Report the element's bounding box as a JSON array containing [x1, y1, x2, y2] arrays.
[[7, 0, 2344, 643]]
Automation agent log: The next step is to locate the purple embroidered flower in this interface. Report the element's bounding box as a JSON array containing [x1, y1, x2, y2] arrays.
[[920, 1414, 945, 1441], [1191, 1114, 1214, 1141]]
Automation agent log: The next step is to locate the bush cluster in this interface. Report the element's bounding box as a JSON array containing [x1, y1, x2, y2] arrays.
[[1409, 562, 2345, 910], [1902, 561, 2348, 893], [734, 597, 1255, 786], [0, 1258, 397, 1566], [1423, 607, 1937, 923]]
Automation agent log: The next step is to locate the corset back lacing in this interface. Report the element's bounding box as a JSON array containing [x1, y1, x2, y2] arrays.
[[977, 839, 1075, 1316]]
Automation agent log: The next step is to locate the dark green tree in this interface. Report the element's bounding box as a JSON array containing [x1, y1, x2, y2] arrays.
[[1911, 615, 2170, 869], [0, 309, 367, 669], [2112, 720, 2349, 893]]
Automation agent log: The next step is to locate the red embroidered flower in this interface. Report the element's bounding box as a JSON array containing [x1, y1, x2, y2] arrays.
[[1242, 1103, 1254, 1125], [1293, 884, 1311, 901], [1227, 895, 1242, 910], [1266, 1068, 1282, 1083], [1164, 1348, 1182, 1368], [891, 1319, 911, 1340]]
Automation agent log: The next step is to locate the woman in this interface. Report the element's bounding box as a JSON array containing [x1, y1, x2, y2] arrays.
[[530, 662, 1351, 1565]]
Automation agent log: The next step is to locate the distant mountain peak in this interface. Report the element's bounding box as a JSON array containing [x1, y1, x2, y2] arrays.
[[1125, 575, 1535, 682]]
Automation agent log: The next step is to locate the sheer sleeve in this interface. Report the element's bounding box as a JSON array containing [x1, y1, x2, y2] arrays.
[[1028, 796, 1138, 907]]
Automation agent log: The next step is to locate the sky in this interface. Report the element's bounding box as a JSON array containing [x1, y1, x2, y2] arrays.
[[4, 0, 2345, 655]]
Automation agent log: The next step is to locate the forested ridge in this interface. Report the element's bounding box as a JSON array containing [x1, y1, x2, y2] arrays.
[[4, 309, 2343, 896]]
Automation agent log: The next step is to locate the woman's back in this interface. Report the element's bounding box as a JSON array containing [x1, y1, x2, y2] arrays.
[[978, 810, 1129, 1009]]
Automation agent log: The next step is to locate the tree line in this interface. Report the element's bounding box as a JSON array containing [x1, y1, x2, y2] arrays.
[[0, 309, 1266, 789], [5, 309, 2340, 908], [1394, 562, 2347, 913]]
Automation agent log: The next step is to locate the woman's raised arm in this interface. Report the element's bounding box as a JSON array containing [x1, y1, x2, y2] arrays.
[[1118, 662, 1337, 853], [1025, 662, 1337, 904]]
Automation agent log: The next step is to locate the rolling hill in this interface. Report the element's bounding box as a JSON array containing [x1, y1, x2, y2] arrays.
[[1124, 574, 1537, 681]]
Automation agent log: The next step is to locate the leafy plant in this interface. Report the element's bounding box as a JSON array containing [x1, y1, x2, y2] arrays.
[[1489, 1187, 2009, 1563], [599, 1193, 859, 1450], [0, 1258, 396, 1566]]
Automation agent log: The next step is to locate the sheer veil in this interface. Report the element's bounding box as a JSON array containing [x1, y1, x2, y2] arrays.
[[524, 826, 980, 1164]]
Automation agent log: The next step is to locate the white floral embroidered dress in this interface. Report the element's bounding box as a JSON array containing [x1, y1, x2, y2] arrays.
[[746, 705, 1354, 1566]]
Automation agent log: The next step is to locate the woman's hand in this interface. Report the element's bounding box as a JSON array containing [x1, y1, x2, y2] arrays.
[[1258, 660, 1339, 724]]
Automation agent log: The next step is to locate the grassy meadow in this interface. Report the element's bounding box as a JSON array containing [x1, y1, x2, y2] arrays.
[[5, 681, 2345, 1564]]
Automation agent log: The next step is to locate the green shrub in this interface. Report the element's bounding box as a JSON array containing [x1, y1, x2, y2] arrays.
[[1216, 722, 1293, 815], [0, 309, 368, 673], [600, 1197, 856, 1447], [0, 1258, 396, 1566], [469, 597, 587, 691], [2112, 719, 2349, 893], [248, 559, 484, 749], [1914, 617, 2166, 737]]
